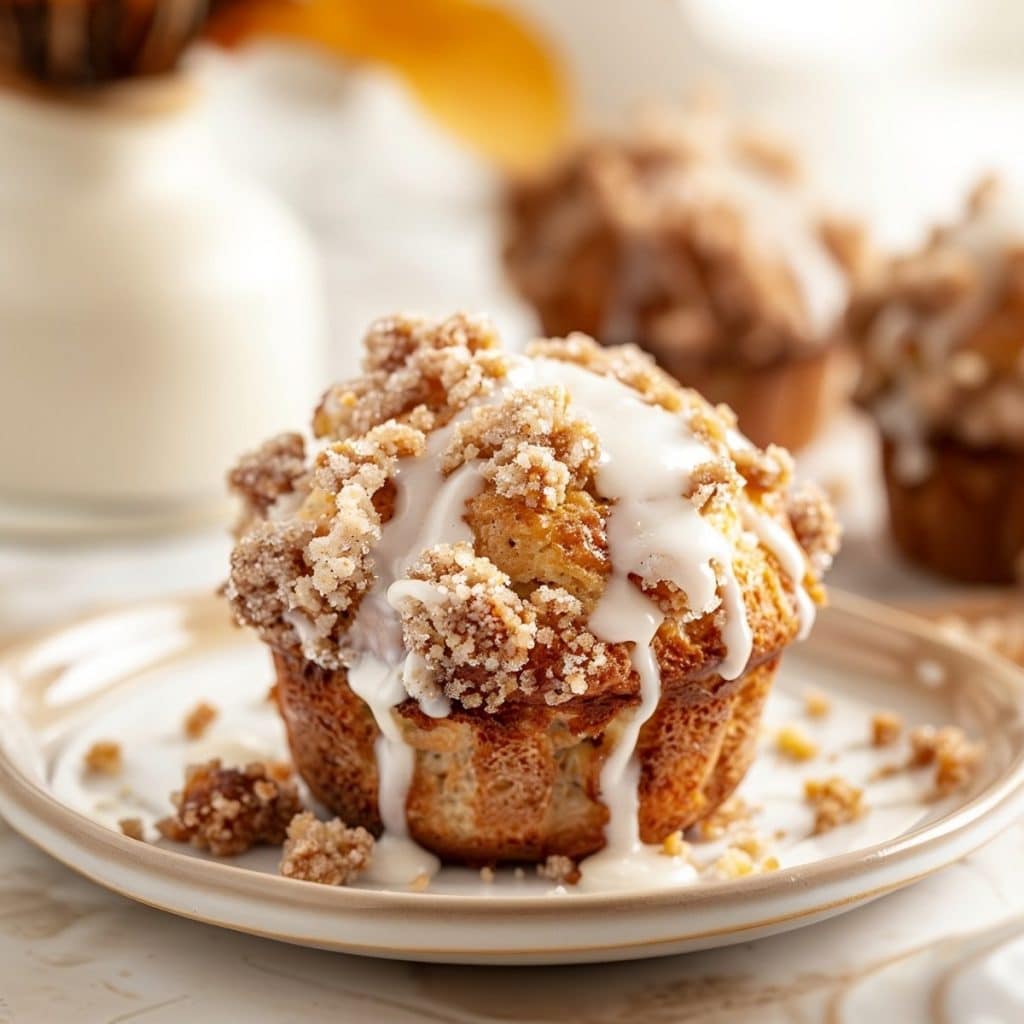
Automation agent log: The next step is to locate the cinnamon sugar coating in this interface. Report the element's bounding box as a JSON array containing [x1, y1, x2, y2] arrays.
[[852, 178, 1024, 452], [504, 106, 852, 370], [279, 812, 374, 886], [156, 760, 303, 857]]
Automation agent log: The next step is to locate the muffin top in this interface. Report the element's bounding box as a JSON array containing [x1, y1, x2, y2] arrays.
[[852, 179, 1024, 471], [503, 106, 860, 370], [227, 313, 838, 716]]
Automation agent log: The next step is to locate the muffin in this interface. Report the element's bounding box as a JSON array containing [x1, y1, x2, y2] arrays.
[[503, 106, 866, 451], [850, 179, 1024, 583], [226, 312, 839, 873]]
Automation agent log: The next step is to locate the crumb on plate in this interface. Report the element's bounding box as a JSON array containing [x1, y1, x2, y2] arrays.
[[183, 701, 219, 740], [83, 740, 122, 776], [803, 687, 831, 718], [156, 759, 302, 857], [278, 812, 374, 886], [908, 725, 984, 795], [536, 854, 580, 885], [871, 710, 903, 747], [118, 817, 144, 841], [804, 776, 866, 834], [694, 795, 753, 841], [776, 723, 819, 761]]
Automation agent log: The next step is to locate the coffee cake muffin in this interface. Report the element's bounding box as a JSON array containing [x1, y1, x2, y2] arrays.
[[227, 312, 838, 876], [850, 178, 1024, 582], [503, 106, 866, 451]]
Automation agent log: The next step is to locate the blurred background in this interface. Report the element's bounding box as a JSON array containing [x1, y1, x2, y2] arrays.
[[1, 0, 1023, 642]]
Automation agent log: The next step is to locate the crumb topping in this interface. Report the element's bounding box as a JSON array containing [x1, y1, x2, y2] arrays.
[[228, 313, 837, 717], [279, 812, 374, 886], [183, 701, 218, 741], [313, 313, 509, 441], [156, 760, 303, 857], [505, 105, 852, 368], [228, 432, 307, 529], [804, 776, 865, 834], [83, 740, 122, 776], [442, 385, 598, 511], [852, 178, 1024, 451]]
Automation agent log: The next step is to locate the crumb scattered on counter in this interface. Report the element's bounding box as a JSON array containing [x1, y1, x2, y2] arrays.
[[537, 854, 580, 885], [803, 688, 831, 718], [871, 711, 903, 747], [804, 776, 866, 834], [183, 701, 219, 740], [156, 759, 303, 857], [776, 723, 819, 761], [278, 812, 373, 886], [83, 740, 122, 776], [118, 817, 144, 841]]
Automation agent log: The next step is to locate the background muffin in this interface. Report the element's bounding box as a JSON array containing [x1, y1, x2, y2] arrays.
[[227, 312, 838, 864], [503, 105, 868, 451], [850, 178, 1024, 583]]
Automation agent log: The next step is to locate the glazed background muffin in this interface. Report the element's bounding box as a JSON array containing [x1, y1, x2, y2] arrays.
[[227, 312, 839, 867], [502, 106, 867, 451], [850, 179, 1024, 583]]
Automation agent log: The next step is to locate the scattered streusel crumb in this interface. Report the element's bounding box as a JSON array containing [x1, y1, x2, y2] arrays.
[[536, 854, 580, 885], [513, 867, 526, 880], [118, 818, 144, 841], [83, 740, 122, 776], [479, 865, 496, 883], [776, 723, 819, 761], [183, 701, 218, 740], [761, 855, 781, 872], [695, 796, 752, 841], [870, 711, 903, 747], [661, 831, 690, 858], [803, 687, 832, 718], [279, 812, 374, 886], [908, 725, 984, 795], [733, 831, 770, 860], [712, 847, 755, 880], [156, 760, 303, 857], [804, 776, 866, 834], [409, 872, 431, 892]]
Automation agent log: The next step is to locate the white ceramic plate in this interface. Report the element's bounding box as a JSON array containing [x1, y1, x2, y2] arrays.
[[1, 591, 1022, 965]]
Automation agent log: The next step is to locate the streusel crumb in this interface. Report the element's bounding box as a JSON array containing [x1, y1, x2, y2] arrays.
[[279, 812, 374, 886], [83, 740, 122, 776], [228, 432, 306, 525], [787, 482, 842, 575], [694, 796, 752, 841], [479, 865, 496, 883], [119, 818, 144, 841], [871, 711, 903, 747], [776, 724, 818, 761], [712, 847, 755, 880], [661, 831, 690, 858], [183, 701, 218, 740], [156, 760, 303, 857], [803, 687, 831, 718], [536, 854, 580, 885], [908, 725, 983, 795], [442, 385, 599, 510], [804, 776, 865, 834], [314, 313, 510, 441]]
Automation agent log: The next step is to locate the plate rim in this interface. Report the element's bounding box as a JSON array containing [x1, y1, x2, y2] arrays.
[[1, 590, 1023, 956]]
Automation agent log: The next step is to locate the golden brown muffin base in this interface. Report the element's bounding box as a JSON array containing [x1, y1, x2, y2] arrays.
[[272, 648, 783, 864], [881, 436, 1024, 583], [650, 343, 854, 452]]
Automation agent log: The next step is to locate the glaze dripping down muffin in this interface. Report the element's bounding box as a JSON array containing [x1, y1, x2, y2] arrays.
[[503, 105, 867, 451], [227, 312, 839, 880]]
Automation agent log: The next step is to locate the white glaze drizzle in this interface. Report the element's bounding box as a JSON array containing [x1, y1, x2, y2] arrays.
[[324, 353, 813, 889]]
